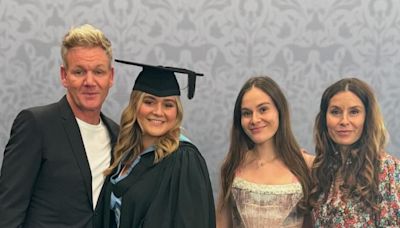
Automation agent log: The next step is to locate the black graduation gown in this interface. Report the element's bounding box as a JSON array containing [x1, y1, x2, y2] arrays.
[[103, 141, 216, 228]]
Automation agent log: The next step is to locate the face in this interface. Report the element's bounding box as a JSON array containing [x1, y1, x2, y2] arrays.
[[240, 87, 279, 145], [326, 91, 365, 147], [137, 94, 178, 147], [61, 46, 114, 117]]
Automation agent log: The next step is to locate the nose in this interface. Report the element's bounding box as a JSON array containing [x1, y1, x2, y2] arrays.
[[250, 112, 260, 124], [339, 113, 350, 126], [152, 103, 163, 116], [83, 72, 96, 86]]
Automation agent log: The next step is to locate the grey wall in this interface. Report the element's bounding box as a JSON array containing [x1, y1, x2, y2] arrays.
[[1, 0, 399, 196]]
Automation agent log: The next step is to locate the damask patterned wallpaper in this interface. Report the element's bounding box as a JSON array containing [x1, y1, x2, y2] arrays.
[[1, 0, 399, 196]]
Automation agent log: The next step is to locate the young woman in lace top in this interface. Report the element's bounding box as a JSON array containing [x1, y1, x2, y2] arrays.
[[216, 76, 314, 228]]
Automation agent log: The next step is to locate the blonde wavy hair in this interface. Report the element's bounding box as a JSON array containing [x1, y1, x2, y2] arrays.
[[61, 24, 113, 69], [104, 90, 183, 175], [310, 78, 388, 214]]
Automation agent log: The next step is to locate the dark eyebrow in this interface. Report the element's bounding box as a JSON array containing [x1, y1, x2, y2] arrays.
[[349, 105, 363, 109], [241, 102, 272, 110], [257, 102, 272, 108], [328, 105, 364, 112]]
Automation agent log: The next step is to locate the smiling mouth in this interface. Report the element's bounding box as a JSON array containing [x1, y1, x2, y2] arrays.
[[148, 119, 165, 125], [250, 126, 265, 133], [336, 130, 352, 136]]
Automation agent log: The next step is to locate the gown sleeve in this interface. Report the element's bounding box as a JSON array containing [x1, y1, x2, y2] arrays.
[[144, 142, 216, 228], [378, 155, 400, 226]]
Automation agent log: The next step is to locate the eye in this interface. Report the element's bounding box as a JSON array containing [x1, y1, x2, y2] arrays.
[[349, 109, 361, 115], [241, 110, 251, 117], [259, 106, 268, 113], [329, 108, 341, 116], [93, 69, 106, 76], [72, 68, 85, 76], [164, 102, 176, 108], [143, 99, 155, 105]]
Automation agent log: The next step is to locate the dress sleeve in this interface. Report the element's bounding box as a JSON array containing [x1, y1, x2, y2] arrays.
[[0, 110, 43, 227], [378, 155, 400, 226], [144, 143, 216, 228]]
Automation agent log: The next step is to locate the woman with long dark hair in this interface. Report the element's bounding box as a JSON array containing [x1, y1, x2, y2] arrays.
[[310, 78, 400, 227], [217, 76, 314, 228]]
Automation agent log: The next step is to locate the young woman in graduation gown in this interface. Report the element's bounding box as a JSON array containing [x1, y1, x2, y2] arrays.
[[102, 60, 216, 228]]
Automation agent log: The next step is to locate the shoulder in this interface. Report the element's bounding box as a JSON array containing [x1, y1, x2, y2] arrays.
[[13, 101, 59, 125], [101, 114, 119, 133], [7, 103, 60, 144], [301, 149, 315, 169], [24, 101, 59, 116], [378, 153, 400, 196], [16, 97, 72, 125], [168, 141, 208, 168], [178, 141, 200, 152], [174, 141, 203, 159], [379, 153, 400, 179], [380, 153, 400, 168]]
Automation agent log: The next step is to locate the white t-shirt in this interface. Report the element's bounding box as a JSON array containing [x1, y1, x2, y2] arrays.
[[76, 118, 111, 209]]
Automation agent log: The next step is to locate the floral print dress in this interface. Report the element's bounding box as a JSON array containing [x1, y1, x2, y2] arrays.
[[313, 154, 400, 227]]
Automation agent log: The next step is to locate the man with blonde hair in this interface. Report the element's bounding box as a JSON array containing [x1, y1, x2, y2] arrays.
[[0, 24, 119, 228]]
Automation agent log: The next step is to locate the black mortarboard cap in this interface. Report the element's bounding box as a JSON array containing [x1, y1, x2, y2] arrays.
[[115, 59, 203, 99]]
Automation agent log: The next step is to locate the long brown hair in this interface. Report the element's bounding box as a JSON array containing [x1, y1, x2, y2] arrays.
[[104, 90, 183, 175], [218, 76, 312, 213], [309, 78, 387, 212]]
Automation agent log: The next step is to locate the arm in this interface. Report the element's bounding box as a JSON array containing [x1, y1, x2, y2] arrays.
[[378, 155, 400, 226], [302, 212, 314, 228], [0, 110, 43, 227], [142, 143, 216, 228], [301, 149, 315, 170], [172, 144, 216, 228], [216, 202, 232, 228]]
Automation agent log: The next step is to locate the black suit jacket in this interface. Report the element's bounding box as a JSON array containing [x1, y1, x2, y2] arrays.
[[0, 96, 119, 228]]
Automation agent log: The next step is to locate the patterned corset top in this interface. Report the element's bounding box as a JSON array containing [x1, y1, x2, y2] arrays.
[[231, 177, 304, 228]]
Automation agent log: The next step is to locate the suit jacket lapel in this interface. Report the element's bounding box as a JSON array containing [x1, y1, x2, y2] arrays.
[[58, 96, 93, 207], [96, 113, 119, 212], [100, 113, 119, 161]]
